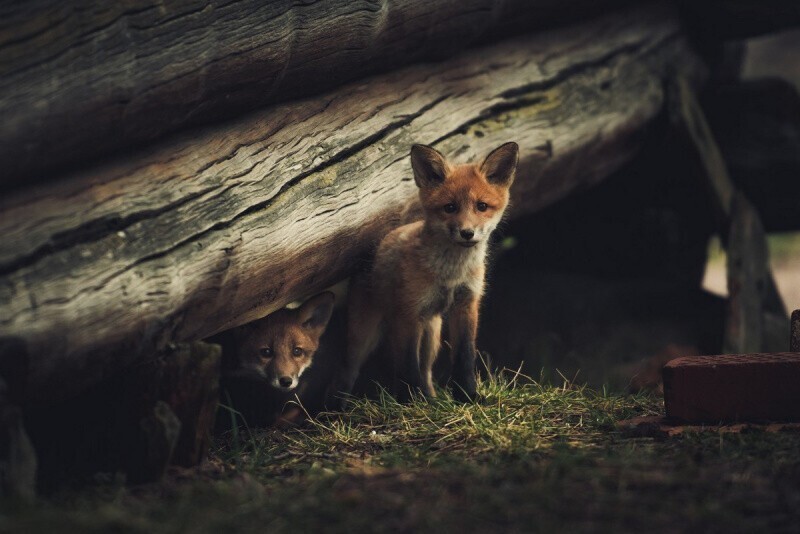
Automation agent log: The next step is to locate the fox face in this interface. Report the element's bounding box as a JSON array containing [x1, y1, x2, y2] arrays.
[[411, 142, 519, 247], [231, 292, 334, 392]]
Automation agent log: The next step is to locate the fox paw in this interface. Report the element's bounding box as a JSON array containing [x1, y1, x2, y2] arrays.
[[324, 393, 352, 412], [450, 380, 478, 403]]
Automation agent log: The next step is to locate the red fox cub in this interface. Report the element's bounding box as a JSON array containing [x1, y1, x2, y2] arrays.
[[219, 292, 335, 427], [332, 142, 519, 404]]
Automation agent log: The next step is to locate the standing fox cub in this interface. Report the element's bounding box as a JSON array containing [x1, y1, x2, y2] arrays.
[[332, 142, 519, 404]]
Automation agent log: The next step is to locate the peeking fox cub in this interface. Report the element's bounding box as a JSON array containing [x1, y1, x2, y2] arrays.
[[219, 292, 335, 427], [331, 142, 519, 404]]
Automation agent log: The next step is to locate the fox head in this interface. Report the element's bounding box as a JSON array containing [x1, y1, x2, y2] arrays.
[[410, 142, 519, 248], [231, 292, 335, 392]]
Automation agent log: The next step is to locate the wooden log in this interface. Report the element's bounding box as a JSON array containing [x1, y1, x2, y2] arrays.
[[0, 4, 704, 402], [0, 0, 632, 189]]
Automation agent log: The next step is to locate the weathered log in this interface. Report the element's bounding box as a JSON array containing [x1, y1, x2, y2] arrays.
[[0, 4, 704, 402], [0, 0, 633, 189]]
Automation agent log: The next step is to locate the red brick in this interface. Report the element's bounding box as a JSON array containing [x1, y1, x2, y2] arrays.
[[662, 353, 800, 423]]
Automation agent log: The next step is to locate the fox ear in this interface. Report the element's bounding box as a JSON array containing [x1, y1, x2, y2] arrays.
[[297, 291, 335, 338], [411, 144, 448, 188], [481, 142, 519, 186]]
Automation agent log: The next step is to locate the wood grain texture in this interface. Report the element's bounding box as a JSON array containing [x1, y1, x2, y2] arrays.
[[0, 4, 703, 402], [0, 0, 631, 188]]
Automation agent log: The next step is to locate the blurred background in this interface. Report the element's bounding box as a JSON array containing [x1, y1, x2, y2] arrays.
[[479, 29, 800, 390]]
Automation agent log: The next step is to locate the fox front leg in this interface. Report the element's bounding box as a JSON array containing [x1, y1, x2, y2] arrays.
[[448, 286, 481, 402], [390, 320, 426, 403], [419, 314, 443, 398]]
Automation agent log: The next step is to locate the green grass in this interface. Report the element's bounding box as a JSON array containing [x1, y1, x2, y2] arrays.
[[4, 372, 800, 533], [768, 231, 800, 265], [706, 231, 800, 266]]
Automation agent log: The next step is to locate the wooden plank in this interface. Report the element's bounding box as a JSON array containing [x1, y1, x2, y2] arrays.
[[0, 4, 703, 402]]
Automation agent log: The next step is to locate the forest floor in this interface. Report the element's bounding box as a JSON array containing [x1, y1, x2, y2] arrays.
[[4, 371, 800, 533]]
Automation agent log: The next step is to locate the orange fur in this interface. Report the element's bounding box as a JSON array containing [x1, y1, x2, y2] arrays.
[[230, 292, 334, 392], [218, 292, 335, 429], [331, 143, 519, 404]]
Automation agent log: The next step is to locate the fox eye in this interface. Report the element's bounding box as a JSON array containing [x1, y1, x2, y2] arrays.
[[476, 202, 488, 212], [292, 347, 303, 357], [443, 203, 457, 214], [259, 348, 273, 358]]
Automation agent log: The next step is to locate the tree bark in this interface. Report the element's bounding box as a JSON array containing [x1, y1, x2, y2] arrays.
[[1, 0, 633, 189], [0, 3, 704, 402]]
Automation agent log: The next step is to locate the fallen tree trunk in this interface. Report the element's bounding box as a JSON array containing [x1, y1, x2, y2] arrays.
[[1, 0, 633, 189], [0, 3, 704, 402]]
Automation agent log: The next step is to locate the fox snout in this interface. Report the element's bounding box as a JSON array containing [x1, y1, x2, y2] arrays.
[[272, 373, 299, 391], [454, 227, 478, 247], [240, 359, 303, 391], [450, 224, 487, 247]]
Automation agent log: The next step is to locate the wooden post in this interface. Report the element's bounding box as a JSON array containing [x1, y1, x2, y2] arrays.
[[0, 378, 37, 502], [668, 76, 787, 354], [123, 341, 221, 482]]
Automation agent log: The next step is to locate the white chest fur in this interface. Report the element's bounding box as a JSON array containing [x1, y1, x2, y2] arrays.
[[417, 243, 486, 317]]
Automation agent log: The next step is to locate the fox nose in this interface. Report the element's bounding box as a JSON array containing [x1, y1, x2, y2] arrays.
[[460, 229, 474, 240], [278, 376, 293, 388]]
